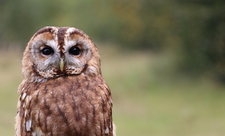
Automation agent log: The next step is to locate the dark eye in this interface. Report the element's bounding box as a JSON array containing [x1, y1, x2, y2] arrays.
[[41, 47, 54, 55], [69, 46, 81, 55]]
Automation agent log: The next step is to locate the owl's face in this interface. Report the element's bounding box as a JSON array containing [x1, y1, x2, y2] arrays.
[[22, 27, 101, 82]]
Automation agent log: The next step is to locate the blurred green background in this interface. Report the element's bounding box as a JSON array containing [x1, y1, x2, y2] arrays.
[[0, 0, 225, 135]]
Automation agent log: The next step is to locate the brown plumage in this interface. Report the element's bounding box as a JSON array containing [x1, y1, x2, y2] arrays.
[[15, 27, 115, 136]]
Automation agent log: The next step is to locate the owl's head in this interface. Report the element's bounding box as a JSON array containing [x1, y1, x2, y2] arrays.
[[22, 26, 101, 82]]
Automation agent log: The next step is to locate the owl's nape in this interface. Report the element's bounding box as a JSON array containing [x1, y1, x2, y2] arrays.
[[16, 26, 116, 136]]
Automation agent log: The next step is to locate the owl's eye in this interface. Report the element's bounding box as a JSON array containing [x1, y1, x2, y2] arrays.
[[69, 46, 81, 56], [41, 47, 54, 56]]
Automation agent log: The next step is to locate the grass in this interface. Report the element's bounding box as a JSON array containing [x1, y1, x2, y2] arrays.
[[0, 49, 22, 135], [0, 45, 225, 136]]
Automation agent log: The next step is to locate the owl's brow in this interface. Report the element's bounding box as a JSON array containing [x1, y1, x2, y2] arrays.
[[69, 29, 85, 37], [33, 27, 54, 39]]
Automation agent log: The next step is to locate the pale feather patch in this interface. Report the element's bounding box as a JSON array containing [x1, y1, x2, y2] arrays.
[[110, 98, 113, 104], [45, 40, 58, 51], [32, 127, 44, 136], [64, 28, 77, 51], [21, 87, 25, 91], [21, 93, 27, 100], [87, 66, 97, 76], [64, 39, 77, 50], [25, 95, 31, 104], [36, 78, 47, 83], [15, 112, 21, 135], [88, 66, 96, 73], [22, 103, 26, 108], [32, 132, 37, 136], [105, 126, 109, 134], [77, 37, 90, 50], [113, 123, 117, 136], [26, 119, 32, 131], [65, 27, 90, 50], [29, 76, 47, 83], [52, 27, 58, 40], [65, 27, 76, 37], [50, 27, 58, 49], [37, 69, 57, 78]]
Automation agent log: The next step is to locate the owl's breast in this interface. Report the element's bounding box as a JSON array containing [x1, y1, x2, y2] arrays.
[[22, 75, 112, 135]]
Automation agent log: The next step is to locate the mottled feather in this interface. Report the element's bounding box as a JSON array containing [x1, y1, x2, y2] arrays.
[[15, 26, 115, 136]]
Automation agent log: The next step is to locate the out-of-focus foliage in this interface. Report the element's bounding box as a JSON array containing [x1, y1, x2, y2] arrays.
[[0, 0, 224, 81], [178, 0, 225, 82], [0, 0, 121, 44]]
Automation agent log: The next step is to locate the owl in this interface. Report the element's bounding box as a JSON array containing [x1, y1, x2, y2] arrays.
[[15, 26, 116, 136]]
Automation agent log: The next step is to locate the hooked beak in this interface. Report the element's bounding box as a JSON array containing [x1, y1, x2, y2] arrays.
[[60, 58, 64, 72]]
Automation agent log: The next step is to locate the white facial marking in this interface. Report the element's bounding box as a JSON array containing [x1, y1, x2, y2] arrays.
[[64, 28, 78, 52], [46, 40, 58, 49], [64, 40, 77, 52], [66, 28, 76, 37]]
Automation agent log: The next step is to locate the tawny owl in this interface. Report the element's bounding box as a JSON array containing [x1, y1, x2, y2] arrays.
[[15, 26, 116, 136]]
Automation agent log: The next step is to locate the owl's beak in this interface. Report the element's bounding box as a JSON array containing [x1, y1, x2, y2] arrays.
[[60, 58, 64, 72]]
